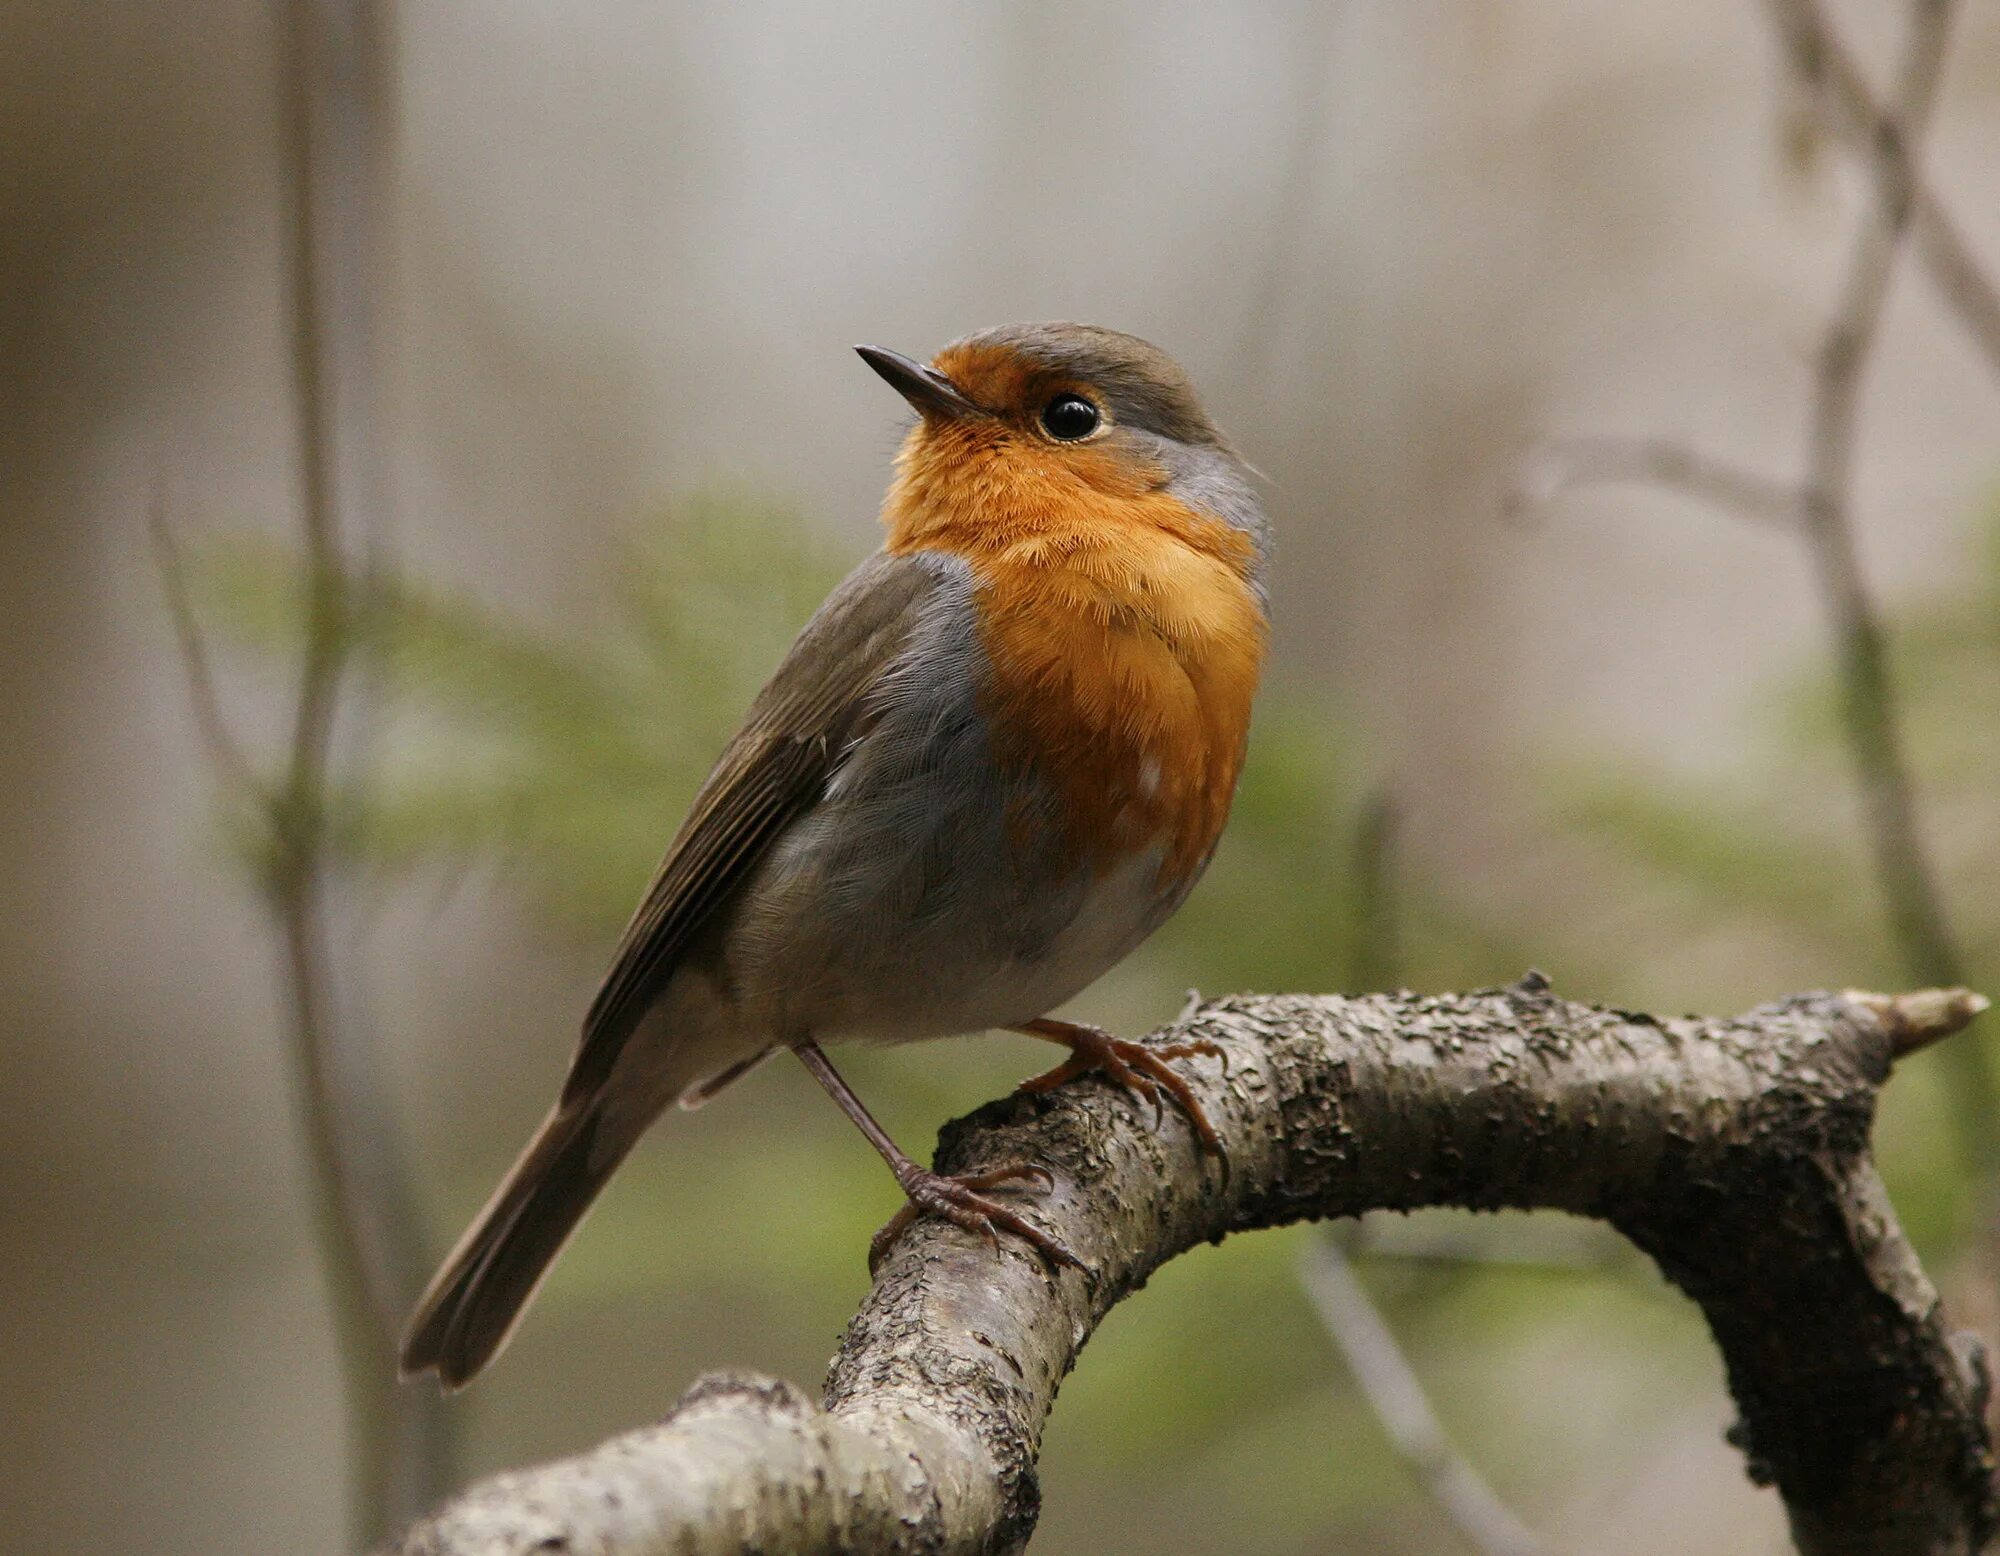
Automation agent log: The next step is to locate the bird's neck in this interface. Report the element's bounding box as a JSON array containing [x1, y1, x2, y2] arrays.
[[882, 424, 1259, 596]]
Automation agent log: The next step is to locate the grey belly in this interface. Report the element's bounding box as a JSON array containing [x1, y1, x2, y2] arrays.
[[713, 713, 1172, 1045]]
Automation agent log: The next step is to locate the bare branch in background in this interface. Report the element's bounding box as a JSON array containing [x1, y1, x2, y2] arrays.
[[1347, 788, 1401, 991], [1765, 0, 2000, 381], [388, 983, 1995, 1556], [1233, 1, 1346, 392], [1771, 0, 1997, 1182], [1507, 437, 1804, 530], [1326, 792, 1557, 1553], [150, 493, 270, 815], [157, 0, 451, 1533], [1911, 214, 2000, 383], [1301, 1237, 1558, 1556], [1516, 0, 1993, 1172], [269, 0, 450, 1539]]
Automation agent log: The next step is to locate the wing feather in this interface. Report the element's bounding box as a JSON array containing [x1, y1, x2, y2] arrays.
[[562, 549, 940, 1104]]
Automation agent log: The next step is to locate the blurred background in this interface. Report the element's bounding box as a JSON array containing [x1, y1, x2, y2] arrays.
[[6, 2, 1999, 1552]]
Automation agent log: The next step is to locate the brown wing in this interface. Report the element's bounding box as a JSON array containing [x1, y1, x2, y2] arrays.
[[561, 549, 940, 1106]]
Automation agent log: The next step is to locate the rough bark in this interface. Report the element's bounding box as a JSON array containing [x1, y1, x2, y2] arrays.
[[388, 980, 1994, 1556]]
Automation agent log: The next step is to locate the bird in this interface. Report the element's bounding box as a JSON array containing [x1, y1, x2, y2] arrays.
[[399, 322, 1271, 1389]]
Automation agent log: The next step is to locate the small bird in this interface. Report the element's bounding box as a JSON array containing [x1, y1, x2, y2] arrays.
[[400, 323, 1270, 1388]]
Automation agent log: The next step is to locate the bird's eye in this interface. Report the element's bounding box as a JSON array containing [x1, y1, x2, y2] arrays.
[[1039, 393, 1101, 441]]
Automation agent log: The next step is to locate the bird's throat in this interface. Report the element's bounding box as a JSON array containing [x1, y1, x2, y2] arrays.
[[884, 428, 1268, 884]]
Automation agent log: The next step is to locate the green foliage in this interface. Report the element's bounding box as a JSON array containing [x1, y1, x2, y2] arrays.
[[192, 493, 846, 933]]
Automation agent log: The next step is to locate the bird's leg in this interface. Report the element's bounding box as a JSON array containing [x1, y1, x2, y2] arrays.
[[1012, 1016, 1227, 1159], [792, 1041, 1083, 1275]]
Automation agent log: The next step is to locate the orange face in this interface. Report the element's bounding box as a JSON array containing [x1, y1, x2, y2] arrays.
[[880, 340, 1268, 887]]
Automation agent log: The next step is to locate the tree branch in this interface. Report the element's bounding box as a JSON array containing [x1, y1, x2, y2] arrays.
[[150, 492, 271, 817], [1507, 436, 1805, 529], [1301, 1235, 1557, 1556], [1765, 0, 2000, 382], [1773, 0, 1994, 1187], [387, 981, 1995, 1556], [1521, 0, 1992, 1176], [271, 0, 452, 1537]]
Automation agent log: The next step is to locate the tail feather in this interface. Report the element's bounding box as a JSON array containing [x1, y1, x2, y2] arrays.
[[400, 1101, 632, 1389]]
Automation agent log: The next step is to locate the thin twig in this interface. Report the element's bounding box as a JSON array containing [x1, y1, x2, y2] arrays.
[[1233, 2, 1345, 392], [1334, 791, 1567, 1549], [1523, 2, 1989, 1172], [1784, 0, 1973, 1009], [1912, 213, 2000, 381], [149, 490, 270, 814], [270, 0, 452, 1539], [1348, 788, 1401, 991], [154, 9, 448, 1525], [1765, 0, 2000, 382], [1847, 986, 1992, 1057], [273, 0, 398, 1535], [1342, 782, 1557, 1549], [1508, 436, 1805, 529], [1302, 1237, 1558, 1556]]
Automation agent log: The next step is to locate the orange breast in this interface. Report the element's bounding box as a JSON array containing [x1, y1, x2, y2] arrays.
[[884, 425, 1268, 885]]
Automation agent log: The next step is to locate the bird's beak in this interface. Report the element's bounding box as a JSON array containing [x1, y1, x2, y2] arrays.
[[855, 345, 984, 421]]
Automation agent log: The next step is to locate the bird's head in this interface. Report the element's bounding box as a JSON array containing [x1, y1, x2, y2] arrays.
[[860, 323, 1267, 585]]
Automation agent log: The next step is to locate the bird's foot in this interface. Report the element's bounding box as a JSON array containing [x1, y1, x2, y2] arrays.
[[1015, 1018, 1227, 1161], [869, 1162, 1082, 1275]]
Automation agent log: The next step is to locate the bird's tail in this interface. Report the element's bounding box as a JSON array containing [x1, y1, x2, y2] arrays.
[[400, 1098, 635, 1389]]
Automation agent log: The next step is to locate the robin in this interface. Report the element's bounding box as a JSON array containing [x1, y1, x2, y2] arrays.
[[401, 323, 1271, 1388]]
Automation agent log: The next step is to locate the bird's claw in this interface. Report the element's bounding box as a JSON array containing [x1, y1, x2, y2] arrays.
[[1156, 1035, 1229, 1076], [869, 1162, 1080, 1275], [1018, 1023, 1229, 1168]]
